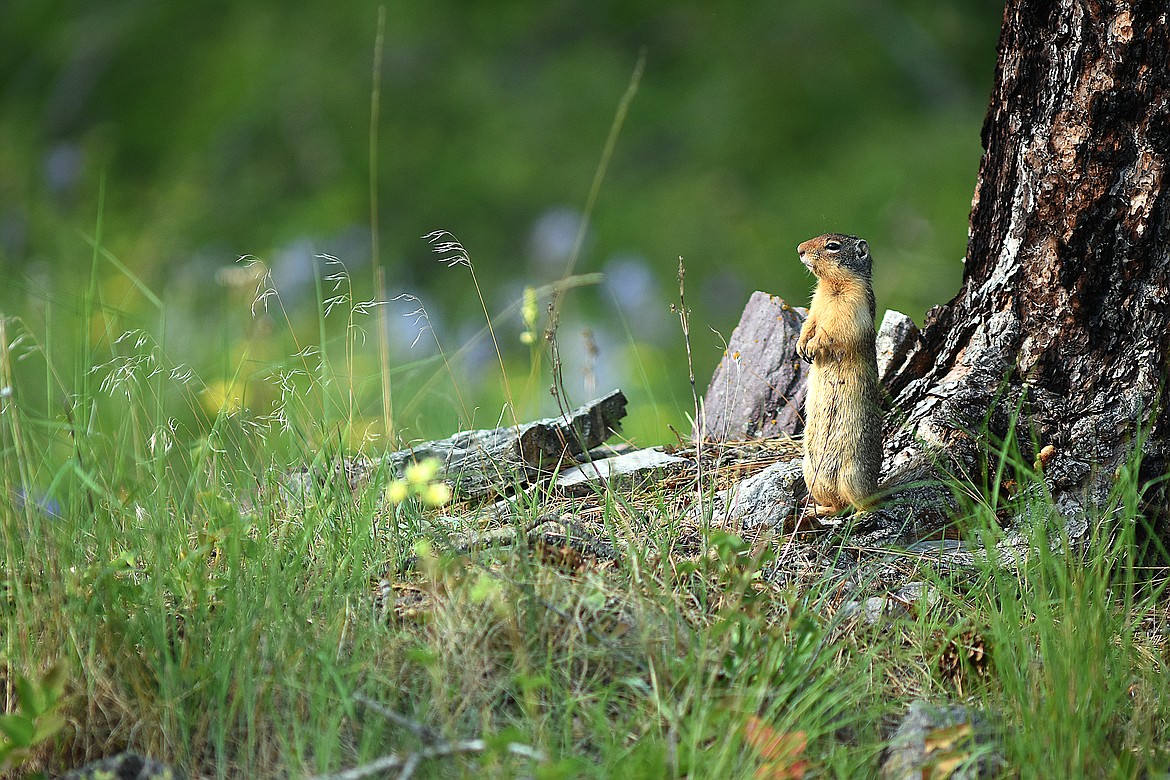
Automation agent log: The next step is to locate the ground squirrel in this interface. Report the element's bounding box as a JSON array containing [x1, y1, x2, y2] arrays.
[[795, 233, 882, 513]]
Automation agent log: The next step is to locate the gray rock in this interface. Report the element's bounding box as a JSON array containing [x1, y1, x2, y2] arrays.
[[700, 458, 805, 531], [697, 292, 809, 441], [838, 582, 940, 625], [881, 700, 1004, 780], [62, 752, 183, 780], [285, 390, 629, 501], [875, 310, 922, 384]]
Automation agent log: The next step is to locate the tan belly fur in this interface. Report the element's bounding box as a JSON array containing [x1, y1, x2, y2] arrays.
[[803, 351, 881, 511]]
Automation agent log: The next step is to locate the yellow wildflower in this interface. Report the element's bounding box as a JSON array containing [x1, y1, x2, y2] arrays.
[[386, 480, 409, 505], [421, 482, 452, 507]]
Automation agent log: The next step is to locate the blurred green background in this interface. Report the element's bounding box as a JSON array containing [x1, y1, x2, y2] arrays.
[[0, 1, 1002, 447]]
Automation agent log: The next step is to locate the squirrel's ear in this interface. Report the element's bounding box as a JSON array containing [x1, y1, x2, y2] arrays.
[[856, 240, 869, 260]]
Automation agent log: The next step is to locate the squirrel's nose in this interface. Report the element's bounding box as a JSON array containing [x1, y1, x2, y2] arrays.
[[797, 246, 806, 258]]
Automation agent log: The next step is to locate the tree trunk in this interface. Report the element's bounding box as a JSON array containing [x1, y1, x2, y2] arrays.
[[882, 0, 1170, 525]]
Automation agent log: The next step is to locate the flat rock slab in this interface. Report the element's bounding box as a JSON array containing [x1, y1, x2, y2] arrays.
[[397, 389, 628, 498], [285, 390, 628, 501], [555, 448, 690, 493]]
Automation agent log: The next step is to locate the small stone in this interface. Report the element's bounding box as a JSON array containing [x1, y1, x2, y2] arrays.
[[62, 752, 183, 780], [881, 700, 1004, 780], [838, 582, 938, 625], [699, 458, 805, 531], [875, 310, 921, 384]]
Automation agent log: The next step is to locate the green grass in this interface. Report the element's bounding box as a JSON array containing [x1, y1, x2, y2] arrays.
[[939, 430, 1170, 778], [2, 265, 1168, 779]]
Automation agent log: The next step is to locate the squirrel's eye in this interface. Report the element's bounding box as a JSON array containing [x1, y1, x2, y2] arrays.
[[825, 241, 841, 252]]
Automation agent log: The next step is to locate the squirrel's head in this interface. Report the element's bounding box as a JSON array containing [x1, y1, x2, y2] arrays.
[[797, 233, 872, 284]]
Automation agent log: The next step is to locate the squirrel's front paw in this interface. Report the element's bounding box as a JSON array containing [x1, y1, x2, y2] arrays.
[[796, 333, 817, 364]]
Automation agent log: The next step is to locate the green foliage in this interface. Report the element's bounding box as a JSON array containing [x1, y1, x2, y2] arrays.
[[922, 426, 1170, 777], [0, 663, 68, 773]]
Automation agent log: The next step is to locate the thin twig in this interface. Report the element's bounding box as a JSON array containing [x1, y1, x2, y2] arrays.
[[369, 8, 395, 441], [676, 256, 706, 525], [352, 693, 438, 744], [309, 752, 405, 780], [396, 752, 421, 780], [61, 396, 97, 519]]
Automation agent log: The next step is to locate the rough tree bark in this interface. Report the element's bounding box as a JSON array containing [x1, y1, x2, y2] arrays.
[[881, 0, 1170, 526]]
